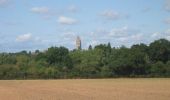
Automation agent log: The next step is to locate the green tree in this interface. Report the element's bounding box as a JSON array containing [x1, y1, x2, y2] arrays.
[[166, 61, 170, 76], [149, 39, 170, 63], [150, 61, 166, 76], [46, 46, 73, 69], [88, 45, 92, 50]]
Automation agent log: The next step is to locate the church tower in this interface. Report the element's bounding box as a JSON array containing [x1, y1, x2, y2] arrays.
[[76, 36, 81, 50]]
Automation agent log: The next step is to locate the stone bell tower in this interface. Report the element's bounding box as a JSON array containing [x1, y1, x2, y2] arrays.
[[76, 36, 81, 50]]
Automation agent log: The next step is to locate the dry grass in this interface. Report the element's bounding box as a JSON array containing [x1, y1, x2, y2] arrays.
[[0, 78, 170, 100]]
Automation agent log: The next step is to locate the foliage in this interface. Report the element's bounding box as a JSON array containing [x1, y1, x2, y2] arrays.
[[0, 38, 170, 79]]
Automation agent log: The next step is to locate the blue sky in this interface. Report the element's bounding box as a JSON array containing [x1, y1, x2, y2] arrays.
[[0, 0, 170, 52]]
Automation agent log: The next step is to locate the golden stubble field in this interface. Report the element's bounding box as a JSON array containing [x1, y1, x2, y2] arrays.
[[0, 79, 170, 100]]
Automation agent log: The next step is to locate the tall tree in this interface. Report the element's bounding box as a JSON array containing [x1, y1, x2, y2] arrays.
[[149, 39, 170, 63]]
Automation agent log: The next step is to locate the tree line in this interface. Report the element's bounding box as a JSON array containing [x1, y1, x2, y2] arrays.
[[0, 38, 170, 79]]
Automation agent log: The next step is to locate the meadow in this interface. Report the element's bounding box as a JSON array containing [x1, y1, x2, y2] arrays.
[[0, 78, 170, 100]]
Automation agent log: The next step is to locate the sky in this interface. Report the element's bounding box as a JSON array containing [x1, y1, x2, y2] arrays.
[[0, 0, 170, 52]]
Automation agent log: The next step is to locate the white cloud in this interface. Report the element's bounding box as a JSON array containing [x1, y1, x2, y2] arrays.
[[130, 34, 143, 41], [151, 30, 170, 41], [58, 16, 77, 25], [151, 32, 161, 38], [85, 27, 143, 48], [164, 29, 170, 40], [31, 7, 49, 14], [166, 36, 170, 40], [117, 37, 128, 42], [109, 26, 139, 37], [150, 29, 170, 41], [101, 10, 121, 20], [90, 28, 109, 38], [88, 26, 141, 44], [165, 29, 170, 35], [165, 29, 170, 40], [109, 26, 128, 37], [117, 33, 143, 42], [16, 33, 32, 42], [86, 40, 99, 47], [165, 0, 170, 11]]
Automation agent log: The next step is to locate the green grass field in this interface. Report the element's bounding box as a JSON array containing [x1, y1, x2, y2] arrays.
[[0, 78, 170, 100]]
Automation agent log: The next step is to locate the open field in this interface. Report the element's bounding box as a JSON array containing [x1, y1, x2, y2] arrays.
[[0, 79, 170, 100]]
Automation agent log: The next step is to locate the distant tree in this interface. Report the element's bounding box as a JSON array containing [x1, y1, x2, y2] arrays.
[[108, 47, 133, 76], [130, 45, 150, 75], [100, 66, 112, 77], [16, 55, 30, 68], [35, 50, 40, 54], [46, 46, 73, 69], [149, 39, 170, 63], [166, 61, 170, 76], [131, 43, 148, 53], [0, 53, 17, 65], [107, 42, 111, 53], [18, 50, 28, 55], [94, 44, 111, 67], [0, 38, 170, 79], [88, 45, 92, 50], [69, 50, 82, 67], [150, 61, 166, 76], [35, 52, 47, 62]]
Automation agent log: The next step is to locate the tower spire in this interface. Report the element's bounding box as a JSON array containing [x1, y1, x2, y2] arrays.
[[76, 36, 81, 50]]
